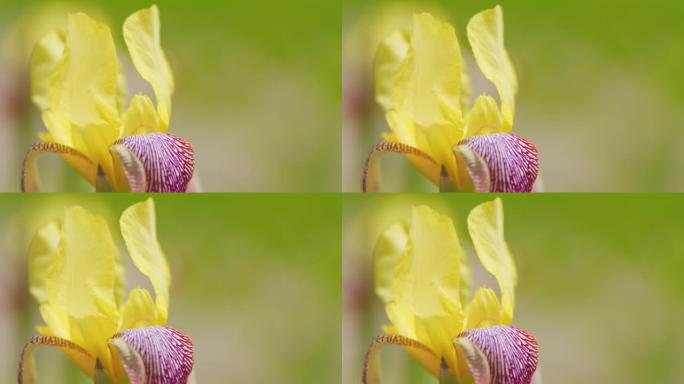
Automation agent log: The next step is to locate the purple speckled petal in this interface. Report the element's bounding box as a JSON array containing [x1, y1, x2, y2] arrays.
[[112, 326, 194, 384], [459, 133, 538, 192], [116, 133, 195, 192], [457, 325, 538, 384]]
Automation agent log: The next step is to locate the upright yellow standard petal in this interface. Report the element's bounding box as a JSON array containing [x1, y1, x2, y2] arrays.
[[464, 287, 504, 329], [389, 206, 465, 372], [46, 206, 119, 373], [395, 13, 463, 129], [30, 30, 65, 111], [123, 5, 174, 129], [118, 287, 158, 330], [51, 13, 120, 147], [120, 198, 171, 324], [467, 198, 517, 323], [467, 6, 517, 130]]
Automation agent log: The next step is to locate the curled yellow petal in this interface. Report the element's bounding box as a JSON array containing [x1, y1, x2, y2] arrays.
[[464, 287, 504, 329], [464, 95, 505, 137], [123, 5, 174, 129], [120, 198, 170, 324], [119, 288, 158, 330], [30, 30, 65, 111], [28, 221, 60, 304], [373, 222, 409, 303], [121, 94, 161, 137], [467, 198, 517, 323], [467, 6, 517, 129], [374, 29, 410, 111]]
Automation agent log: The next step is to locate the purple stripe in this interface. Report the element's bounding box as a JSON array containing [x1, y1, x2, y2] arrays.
[[119, 133, 195, 193], [460, 325, 538, 384], [119, 326, 194, 384], [460, 133, 539, 192]]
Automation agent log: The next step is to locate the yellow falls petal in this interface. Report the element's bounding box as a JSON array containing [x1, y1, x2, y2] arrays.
[[389, 206, 465, 368], [467, 6, 517, 130], [123, 5, 174, 129], [373, 222, 409, 304], [28, 221, 61, 304], [121, 94, 161, 137], [30, 30, 65, 111], [118, 288, 158, 330], [467, 198, 517, 323], [395, 13, 464, 130], [119, 198, 171, 324], [374, 29, 410, 111], [464, 94, 504, 137], [464, 287, 504, 329], [46, 206, 119, 370]]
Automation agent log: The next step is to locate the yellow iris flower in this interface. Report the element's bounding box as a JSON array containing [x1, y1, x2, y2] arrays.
[[364, 6, 539, 193], [19, 199, 194, 383], [24, 5, 195, 192], [364, 199, 538, 384]]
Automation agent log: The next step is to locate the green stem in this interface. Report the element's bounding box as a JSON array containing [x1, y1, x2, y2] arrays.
[[93, 359, 113, 384], [438, 359, 459, 384]]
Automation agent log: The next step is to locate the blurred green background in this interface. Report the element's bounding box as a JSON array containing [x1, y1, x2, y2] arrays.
[[343, 194, 684, 383], [343, 0, 684, 191], [0, 0, 340, 191], [0, 194, 340, 383]]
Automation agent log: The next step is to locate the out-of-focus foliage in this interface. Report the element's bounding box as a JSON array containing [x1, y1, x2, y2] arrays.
[[343, 194, 684, 383], [0, 0, 340, 191], [0, 194, 341, 383], [343, 0, 684, 191]]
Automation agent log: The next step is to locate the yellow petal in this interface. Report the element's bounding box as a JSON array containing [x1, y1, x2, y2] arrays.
[[388, 206, 465, 369], [395, 13, 464, 130], [121, 94, 161, 137], [119, 198, 171, 324], [28, 221, 61, 304], [467, 198, 517, 323], [118, 288, 158, 330], [464, 94, 505, 137], [464, 287, 503, 329], [374, 29, 410, 111], [46, 206, 119, 371], [51, 12, 120, 136], [123, 5, 174, 129], [373, 222, 409, 304], [30, 30, 65, 111], [467, 6, 517, 129]]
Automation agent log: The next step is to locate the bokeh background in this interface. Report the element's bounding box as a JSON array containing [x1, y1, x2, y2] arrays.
[[343, 0, 684, 191], [0, 0, 340, 191], [344, 194, 684, 383], [0, 194, 340, 383]]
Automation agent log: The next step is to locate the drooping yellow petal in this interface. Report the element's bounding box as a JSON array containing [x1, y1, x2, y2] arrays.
[[119, 198, 170, 324], [118, 288, 158, 330], [121, 94, 161, 137], [46, 206, 119, 372], [464, 287, 504, 329], [30, 30, 65, 111], [467, 6, 517, 130], [464, 94, 505, 137], [394, 13, 464, 130], [374, 29, 410, 111], [373, 222, 409, 304], [388, 206, 465, 371], [123, 5, 174, 129], [28, 221, 61, 304], [467, 198, 517, 323], [51, 12, 120, 138]]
